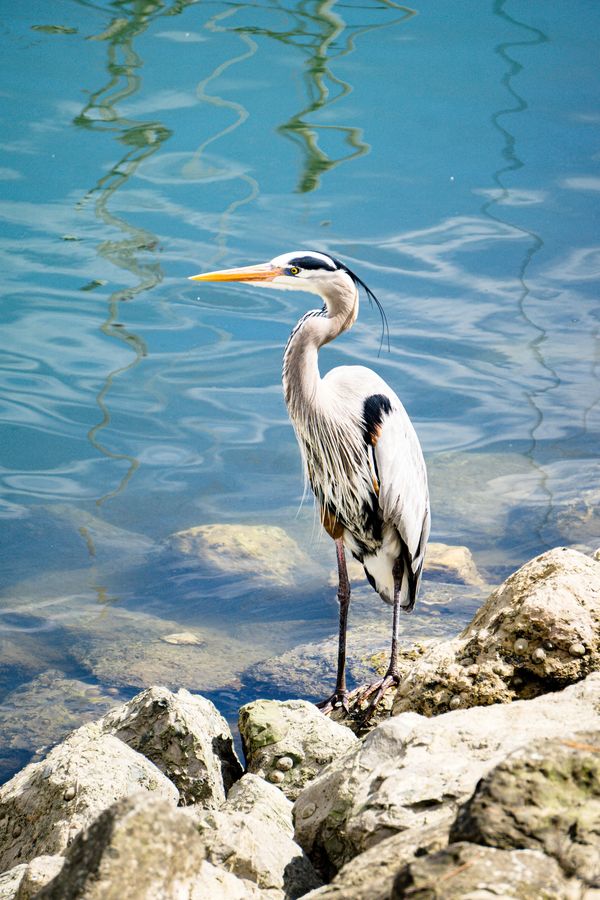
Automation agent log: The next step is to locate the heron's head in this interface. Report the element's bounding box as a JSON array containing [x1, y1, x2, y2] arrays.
[[189, 250, 356, 297], [189, 250, 388, 347]]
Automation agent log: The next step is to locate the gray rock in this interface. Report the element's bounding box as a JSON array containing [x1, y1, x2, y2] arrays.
[[0, 721, 178, 871], [70, 605, 266, 694], [168, 523, 315, 588], [36, 792, 260, 900], [194, 773, 321, 898], [392, 547, 600, 717], [101, 686, 242, 807], [239, 699, 358, 801], [451, 730, 600, 886], [0, 865, 26, 900], [293, 673, 600, 877], [300, 821, 450, 900], [390, 842, 582, 899], [14, 856, 64, 899]]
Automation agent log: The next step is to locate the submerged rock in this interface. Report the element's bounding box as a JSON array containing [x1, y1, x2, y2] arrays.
[[424, 541, 486, 586], [0, 671, 119, 776], [391, 842, 580, 899], [292, 673, 600, 878], [243, 583, 484, 704], [451, 730, 600, 886], [330, 543, 486, 588], [168, 523, 315, 587], [101, 686, 242, 807], [70, 605, 264, 694], [392, 547, 600, 717], [193, 774, 321, 898], [239, 699, 357, 801], [0, 721, 178, 872]]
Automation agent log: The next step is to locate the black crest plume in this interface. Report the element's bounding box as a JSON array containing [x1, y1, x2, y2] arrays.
[[330, 255, 390, 354]]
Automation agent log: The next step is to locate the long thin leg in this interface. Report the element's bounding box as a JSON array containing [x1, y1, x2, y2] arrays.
[[356, 558, 403, 715], [385, 557, 403, 679], [317, 538, 351, 713]]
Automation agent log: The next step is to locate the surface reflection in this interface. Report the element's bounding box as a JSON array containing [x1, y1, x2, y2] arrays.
[[229, 0, 415, 192], [73, 0, 194, 505], [483, 0, 557, 549]]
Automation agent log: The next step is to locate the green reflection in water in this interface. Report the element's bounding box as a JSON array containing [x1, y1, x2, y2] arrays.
[[231, 0, 415, 193], [192, 5, 260, 265], [72, 1, 195, 506]]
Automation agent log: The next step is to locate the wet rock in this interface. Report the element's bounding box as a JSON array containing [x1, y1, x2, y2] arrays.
[[160, 631, 204, 645], [391, 842, 581, 899], [0, 721, 178, 871], [71, 605, 264, 693], [239, 699, 358, 801], [35, 792, 259, 900], [451, 730, 600, 886], [0, 671, 119, 777], [300, 822, 450, 900], [169, 523, 314, 587], [101, 686, 242, 807], [243, 583, 484, 704], [424, 542, 486, 586], [392, 547, 600, 717], [193, 774, 321, 898], [1, 504, 155, 590], [292, 674, 600, 878]]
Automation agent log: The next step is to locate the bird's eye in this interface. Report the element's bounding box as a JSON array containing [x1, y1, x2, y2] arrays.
[[288, 266, 300, 276]]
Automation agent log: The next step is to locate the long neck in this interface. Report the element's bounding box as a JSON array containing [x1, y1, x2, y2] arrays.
[[282, 277, 358, 423]]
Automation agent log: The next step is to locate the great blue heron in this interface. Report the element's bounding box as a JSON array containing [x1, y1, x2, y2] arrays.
[[189, 250, 430, 713]]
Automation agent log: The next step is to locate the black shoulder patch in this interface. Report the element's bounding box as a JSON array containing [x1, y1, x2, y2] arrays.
[[288, 254, 337, 272], [362, 393, 392, 445]]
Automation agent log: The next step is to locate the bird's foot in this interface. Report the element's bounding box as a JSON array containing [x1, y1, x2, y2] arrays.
[[350, 671, 401, 720], [316, 689, 350, 716]]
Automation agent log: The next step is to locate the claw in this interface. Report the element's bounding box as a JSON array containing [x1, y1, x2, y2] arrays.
[[316, 690, 350, 716], [350, 672, 400, 720]]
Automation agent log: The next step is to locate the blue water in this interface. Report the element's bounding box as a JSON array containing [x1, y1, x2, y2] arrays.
[[1, 1, 599, 780]]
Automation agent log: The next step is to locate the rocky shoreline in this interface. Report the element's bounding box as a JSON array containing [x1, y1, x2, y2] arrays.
[[0, 546, 599, 899]]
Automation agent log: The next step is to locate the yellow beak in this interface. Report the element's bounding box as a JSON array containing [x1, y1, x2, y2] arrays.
[[188, 264, 283, 283]]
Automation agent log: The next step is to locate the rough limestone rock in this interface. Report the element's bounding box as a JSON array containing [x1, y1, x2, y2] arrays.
[[300, 822, 450, 900], [293, 674, 600, 878], [7, 856, 64, 899], [0, 865, 26, 900], [239, 699, 358, 801], [36, 793, 260, 900], [451, 730, 600, 886], [193, 774, 321, 898], [168, 523, 314, 587], [392, 547, 600, 717], [0, 722, 178, 872], [390, 842, 582, 899], [101, 686, 242, 807]]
